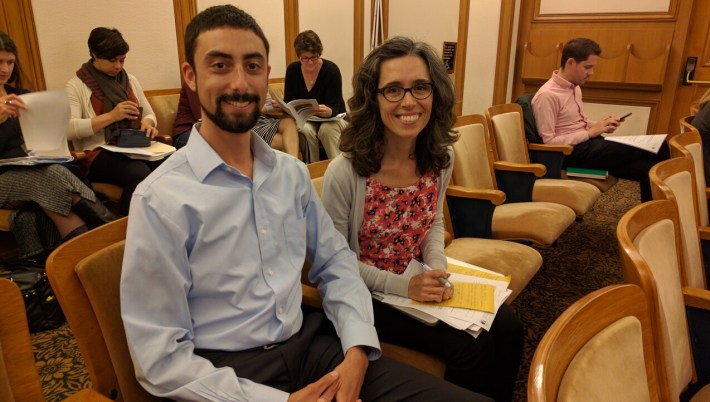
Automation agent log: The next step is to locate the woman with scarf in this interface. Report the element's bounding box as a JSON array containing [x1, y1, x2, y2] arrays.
[[0, 31, 116, 260], [66, 27, 158, 215]]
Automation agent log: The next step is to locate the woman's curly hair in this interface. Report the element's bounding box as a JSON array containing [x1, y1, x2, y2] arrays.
[[341, 36, 458, 177]]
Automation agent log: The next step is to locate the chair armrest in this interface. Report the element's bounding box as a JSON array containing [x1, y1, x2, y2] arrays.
[[155, 135, 173, 145], [444, 231, 453, 247], [527, 144, 571, 179], [699, 227, 710, 241], [705, 187, 710, 200], [528, 143, 573, 155], [446, 185, 506, 205], [302, 284, 323, 309], [493, 161, 546, 177], [683, 287, 710, 310], [71, 150, 86, 160], [446, 185, 505, 239]]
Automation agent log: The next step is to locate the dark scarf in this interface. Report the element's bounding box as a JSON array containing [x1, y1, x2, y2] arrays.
[[76, 60, 137, 143]]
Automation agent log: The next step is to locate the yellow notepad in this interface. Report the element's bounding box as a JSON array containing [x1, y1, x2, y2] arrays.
[[413, 282, 495, 313]]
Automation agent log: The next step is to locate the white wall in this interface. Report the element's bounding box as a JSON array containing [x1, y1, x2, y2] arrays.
[[198, 0, 288, 79], [299, 0, 354, 102], [29, 0, 508, 114], [32, 0, 181, 91], [463, 0, 502, 115]]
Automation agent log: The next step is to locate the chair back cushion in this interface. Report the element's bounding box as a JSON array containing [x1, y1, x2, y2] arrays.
[[664, 170, 705, 288], [633, 219, 693, 398], [76, 241, 159, 402], [558, 316, 651, 402], [452, 122, 496, 189], [147, 93, 179, 138], [489, 111, 529, 163], [514, 93, 543, 143]]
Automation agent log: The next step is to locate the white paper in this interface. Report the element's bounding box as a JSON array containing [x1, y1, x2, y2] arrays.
[[100, 142, 176, 161], [18, 91, 70, 154], [603, 134, 667, 154]]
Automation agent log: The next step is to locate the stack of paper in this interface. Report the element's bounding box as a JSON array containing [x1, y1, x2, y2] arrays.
[[373, 257, 511, 338], [101, 142, 176, 161]]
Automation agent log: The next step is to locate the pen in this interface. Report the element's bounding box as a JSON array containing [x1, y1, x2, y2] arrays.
[[420, 261, 452, 288]]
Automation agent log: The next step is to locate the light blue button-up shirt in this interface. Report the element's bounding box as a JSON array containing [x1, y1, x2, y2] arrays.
[[120, 124, 380, 401]]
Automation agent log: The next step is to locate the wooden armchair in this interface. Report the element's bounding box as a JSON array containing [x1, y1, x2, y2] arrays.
[[528, 284, 661, 401], [669, 128, 709, 224], [514, 93, 618, 192], [617, 200, 710, 400], [450, 114, 575, 247], [0, 278, 111, 402], [486, 103, 600, 218]]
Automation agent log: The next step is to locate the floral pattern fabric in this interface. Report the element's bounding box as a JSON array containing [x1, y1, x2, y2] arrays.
[[358, 172, 438, 274]]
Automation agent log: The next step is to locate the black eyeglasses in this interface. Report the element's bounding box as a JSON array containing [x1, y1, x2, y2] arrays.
[[299, 55, 320, 63], [376, 83, 433, 102]]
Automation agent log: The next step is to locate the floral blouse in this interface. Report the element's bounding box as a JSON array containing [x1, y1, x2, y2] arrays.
[[358, 172, 438, 274]]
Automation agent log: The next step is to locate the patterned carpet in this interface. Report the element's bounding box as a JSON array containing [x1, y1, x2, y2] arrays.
[[31, 179, 638, 401]]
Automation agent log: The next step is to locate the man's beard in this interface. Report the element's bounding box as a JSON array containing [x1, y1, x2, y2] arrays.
[[201, 92, 261, 134]]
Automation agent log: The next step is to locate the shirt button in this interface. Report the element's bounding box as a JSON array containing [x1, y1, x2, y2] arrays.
[[261, 228, 267, 235], [268, 269, 274, 276], [278, 307, 283, 315]]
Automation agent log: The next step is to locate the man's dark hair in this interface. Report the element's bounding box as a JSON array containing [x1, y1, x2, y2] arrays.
[[184, 5, 270, 68], [88, 27, 129, 60], [560, 38, 601, 69]]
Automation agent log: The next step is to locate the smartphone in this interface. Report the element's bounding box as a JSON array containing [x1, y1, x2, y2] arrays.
[[619, 112, 632, 121]]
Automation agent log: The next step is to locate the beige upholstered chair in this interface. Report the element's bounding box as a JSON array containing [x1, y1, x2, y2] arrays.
[[47, 217, 158, 402], [528, 284, 661, 402], [669, 130, 709, 227], [649, 157, 708, 289], [451, 114, 576, 247], [145, 90, 180, 141], [0, 278, 111, 402], [617, 200, 710, 401], [486, 103, 601, 217]]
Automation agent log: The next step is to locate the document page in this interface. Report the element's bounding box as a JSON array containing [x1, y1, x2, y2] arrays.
[[603, 134, 667, 154]]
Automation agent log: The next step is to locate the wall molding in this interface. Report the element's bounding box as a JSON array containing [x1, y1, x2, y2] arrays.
[[172, 0, 196, 75], [533, 0, 678, 22], [492, 0, 516, 105]]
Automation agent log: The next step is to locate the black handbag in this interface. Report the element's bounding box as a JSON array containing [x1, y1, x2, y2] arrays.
[[0, 262, 65, 333]]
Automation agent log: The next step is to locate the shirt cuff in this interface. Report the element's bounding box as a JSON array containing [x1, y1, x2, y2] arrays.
[[338, 320, 382, 360]]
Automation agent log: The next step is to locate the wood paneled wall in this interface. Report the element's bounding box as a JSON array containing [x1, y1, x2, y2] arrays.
[[513, 0, 694, 135]]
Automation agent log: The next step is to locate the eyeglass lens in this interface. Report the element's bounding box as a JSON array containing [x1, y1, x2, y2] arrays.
[[380, 83, 433, 102]]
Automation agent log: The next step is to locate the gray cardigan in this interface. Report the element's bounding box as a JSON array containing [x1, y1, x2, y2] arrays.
[[321, 149, 454, 297]]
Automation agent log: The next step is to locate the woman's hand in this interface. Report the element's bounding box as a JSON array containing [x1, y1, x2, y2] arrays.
[[0, 94, 26, 123], [109, 100, 141, 123], [314, 104, 332, 118], [140, 120, 159, 139], [408, 270, 453, 302]]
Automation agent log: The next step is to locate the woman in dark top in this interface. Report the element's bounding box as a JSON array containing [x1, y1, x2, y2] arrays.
[[691, 88, 710, 186], [284, 30, 347, 162], [0, 31, 115, 260]]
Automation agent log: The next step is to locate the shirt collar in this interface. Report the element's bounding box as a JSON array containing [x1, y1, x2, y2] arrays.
[[551, 70, 576, 90], [185, 122, 277, 182]]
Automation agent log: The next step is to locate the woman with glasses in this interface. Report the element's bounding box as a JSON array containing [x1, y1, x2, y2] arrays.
[[284, 30, 346, 162], [321, 36, 523, 402]]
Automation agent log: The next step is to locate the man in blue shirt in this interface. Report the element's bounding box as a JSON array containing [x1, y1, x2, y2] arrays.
[[120, 5, 489, 402]]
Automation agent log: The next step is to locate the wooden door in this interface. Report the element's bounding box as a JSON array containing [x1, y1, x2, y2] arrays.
[[669, 0, 710, 130]]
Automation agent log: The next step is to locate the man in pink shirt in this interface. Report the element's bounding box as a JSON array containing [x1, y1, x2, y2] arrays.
[[532, 38, 668, 202]]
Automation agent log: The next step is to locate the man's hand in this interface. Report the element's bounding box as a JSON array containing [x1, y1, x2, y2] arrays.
[[588, 115, 620, 138], [288, 371, 340, 402], [333, 346, 368, 402], [408, 270, 453, 302]]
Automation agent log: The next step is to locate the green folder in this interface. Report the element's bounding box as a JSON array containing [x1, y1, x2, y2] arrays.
[[566, 167, 608, 179]]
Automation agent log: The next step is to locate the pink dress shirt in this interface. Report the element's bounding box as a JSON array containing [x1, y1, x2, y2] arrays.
[[531, 71, 597, 146]]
